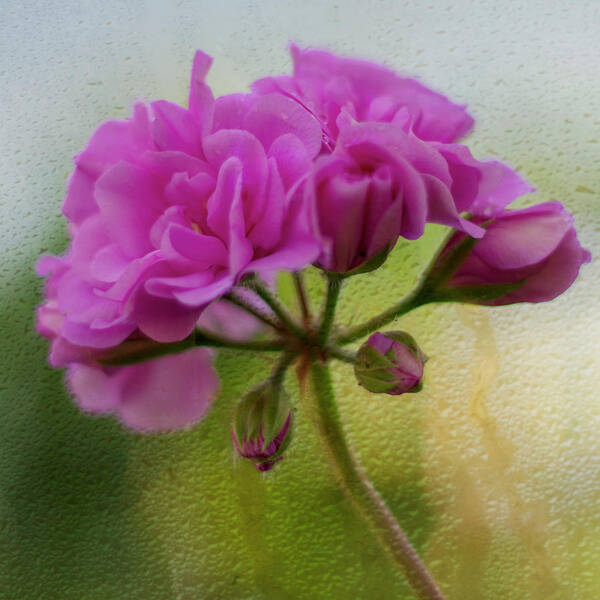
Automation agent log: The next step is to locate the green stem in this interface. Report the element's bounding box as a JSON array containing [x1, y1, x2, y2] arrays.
[[335, 227, 490, 346], [224, 291, 283, 332], [271, 350, 297, 387], [307, 358, 446, 600], [193, 330, 286, 352], [250, 277, 308, 342], [99, 330, 286, 366], [336, 287, 427, 345], [293, 271, 312, 326], [326, 345, 356, 365], [317, 275, 342, 344]]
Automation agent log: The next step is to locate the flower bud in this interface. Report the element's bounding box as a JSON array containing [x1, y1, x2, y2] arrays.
[[354, 331, 426, 395], [427, 202, 590, 306], [232, 382, 293, 472]]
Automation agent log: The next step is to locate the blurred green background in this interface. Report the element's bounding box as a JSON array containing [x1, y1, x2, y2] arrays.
[[1, 1, 598, 598]]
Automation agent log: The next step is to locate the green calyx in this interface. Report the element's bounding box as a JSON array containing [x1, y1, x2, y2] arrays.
[[233, 381, 292, 453], [354, 331, 425, 395]]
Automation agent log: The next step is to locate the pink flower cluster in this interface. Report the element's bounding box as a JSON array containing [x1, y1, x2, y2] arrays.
[[37, 45, 590, 431]]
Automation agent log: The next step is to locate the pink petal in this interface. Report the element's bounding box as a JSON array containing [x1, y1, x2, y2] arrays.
[[188, 50, 215, 134], [206, 156, 243, 243], [247, 159, 285, 251], [197, 300, 263, 341], [165, 224, 229, 267], [117, 348, 219, 431], [133, 290, 201, 342], [67, 348, 219, 432], [475, 202, 573, 269], [63, 106, 153, 225], [245, 238, 320, 277], [494, 229, 590, 304], [366, 199, 403, 259], [67, 363, 123, 413], [244, 93, 322, 159], [90, 244, 131, 282], [96, 162, 165, 258], [422, 174, 484, 238], [268, 133, 312, 190], [151, 100, 202, 156], [212, 93, 254, 131], [203, 130, 268, 216], [227, 170, 254, 275], [62, 318, 135, 348], [62, 167, 97, 225], [173, 275, 234, 307], [317, 171, 370, 272]]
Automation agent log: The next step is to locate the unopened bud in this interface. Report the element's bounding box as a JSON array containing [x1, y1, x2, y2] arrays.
[[232, 381, 292, 472], [354, 331, 426, 395]]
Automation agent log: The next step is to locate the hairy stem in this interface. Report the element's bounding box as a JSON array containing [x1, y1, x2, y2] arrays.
[[99, 330, 286, 366], [224, 291, 284, 332], [336, 287, 427, 345], [306, 358, 446, 600], [271, 350, 298, 387], [250, 277, 308, 342], [317, 275, 342, 344], [326, 345, 356, 365], [293, 271, 312, 327]]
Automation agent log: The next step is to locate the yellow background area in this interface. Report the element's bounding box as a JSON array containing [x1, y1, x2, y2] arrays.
[[1, 1, 598, 598]]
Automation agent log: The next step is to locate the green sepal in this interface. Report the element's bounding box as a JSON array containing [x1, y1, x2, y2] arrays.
[[355, 373, 398, 394], [319, 244, 392, 280], [384, 331, 421, 358], [422, 219, 493, 291], [233, 385, 262, 446], [233, 381, 291, 453], [356, 344, 394, 369], [406, 379, 424, 394], [260, 414, 294, 466], [432, 282, 523, 304], [261, 385, 291, 452]]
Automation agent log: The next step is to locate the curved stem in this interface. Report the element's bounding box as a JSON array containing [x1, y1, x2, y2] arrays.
[[224, 291, 284, 332], [250, 278, 308, 342], [193, 329, 286, 352], [99, 330, 286, 366], [271, 350, 298, 387], [335, 226, 486, 346], [317, 275, 342, 344], [326, 345, 356, 365], [306, 357, 446, 600], [293, 271, 312, 327], [336, 287, 427, 345]]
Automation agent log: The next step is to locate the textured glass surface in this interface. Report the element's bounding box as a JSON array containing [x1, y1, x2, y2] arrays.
[[1, 2, 598, 598]]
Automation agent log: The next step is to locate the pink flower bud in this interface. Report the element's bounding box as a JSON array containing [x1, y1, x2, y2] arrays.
[[232, 382, 293, 471], [354, 331, 426, 395], [434, 202, 591, 305]]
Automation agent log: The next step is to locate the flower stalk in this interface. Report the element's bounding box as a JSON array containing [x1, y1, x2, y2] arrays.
[[318, 274, 342, 344], [306, 356, 446, 600], [293, 271, 312, 327], [248, 276, 308, 342]]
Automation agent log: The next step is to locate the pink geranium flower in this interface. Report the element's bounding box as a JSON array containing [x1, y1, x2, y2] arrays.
[[252, 44, 475, 150], [39, 50, 321, 352], [309, 119, 533, 273], [439, 202, 591, 304], [36, 50, 323, 430]]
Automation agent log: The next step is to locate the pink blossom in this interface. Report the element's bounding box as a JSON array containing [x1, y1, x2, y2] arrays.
[[38, 50, 321, 356], [67, 349, 219, 432], [252, 44, 475, 150], [309, 119, 532, 273], [355, 331, 426, 395], [442, 202, 591, 304], [36, 254, 220, 431]]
